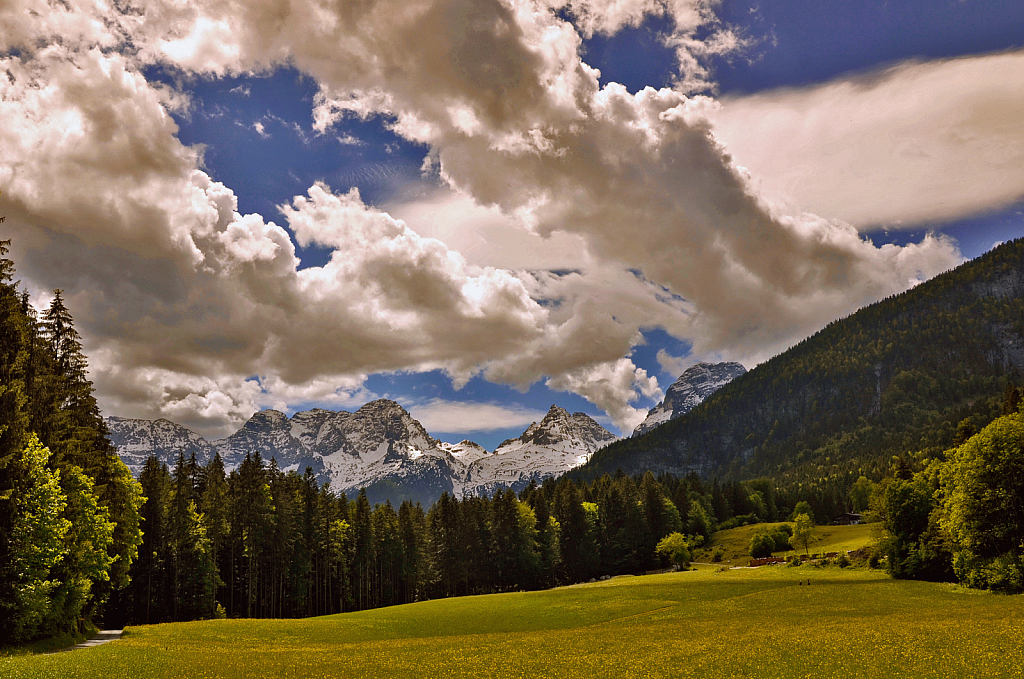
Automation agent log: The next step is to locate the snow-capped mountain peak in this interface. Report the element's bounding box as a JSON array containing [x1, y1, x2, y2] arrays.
[[633, 361, 747, 437], [461, 405, 617, 498]]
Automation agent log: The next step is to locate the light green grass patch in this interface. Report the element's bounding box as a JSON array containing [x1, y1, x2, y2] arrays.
[[699, 522, 875, 563], [3, 567, 1021, 679]]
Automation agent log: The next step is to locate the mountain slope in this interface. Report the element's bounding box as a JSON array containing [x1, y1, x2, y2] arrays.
[[633, 362, 747, 436], [581, 239, 1024, 487]]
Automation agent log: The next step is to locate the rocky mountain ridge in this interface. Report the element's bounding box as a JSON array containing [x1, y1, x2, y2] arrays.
[[632, 361, 747, 436], [106, 400, 617, 506]]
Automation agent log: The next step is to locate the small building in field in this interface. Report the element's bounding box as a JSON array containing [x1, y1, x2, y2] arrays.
[[831, 512, 863, 525]]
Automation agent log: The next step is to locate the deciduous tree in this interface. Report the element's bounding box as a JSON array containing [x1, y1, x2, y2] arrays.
[[941, 412, 1024, 592]]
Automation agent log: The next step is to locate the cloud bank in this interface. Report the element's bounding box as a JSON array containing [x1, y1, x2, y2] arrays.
[[0, 0, 971, 436], [711, 51, 1024, 228]]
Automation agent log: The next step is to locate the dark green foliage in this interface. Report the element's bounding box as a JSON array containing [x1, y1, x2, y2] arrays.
[[0, 244, 143, 644], [129, 457, 172, 624], [1001, 383, 1022, 416], [749, 524, 794, 558], [875, 474, 948, 580], [582, 239, 1024, 497], [554, 479, 598, 582], [116, 462, 856, 622], [687, 499, 715, 540], [0, 242, 34, 638]]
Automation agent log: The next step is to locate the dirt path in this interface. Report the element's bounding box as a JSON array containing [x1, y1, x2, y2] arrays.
[[48, 629, 123, 653]]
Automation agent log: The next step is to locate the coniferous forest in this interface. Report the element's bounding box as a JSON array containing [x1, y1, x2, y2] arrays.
[[584, 239, 1024, 491], [123, 446, 825, 625]]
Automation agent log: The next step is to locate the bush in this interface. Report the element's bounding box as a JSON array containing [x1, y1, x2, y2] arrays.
[[942, 412, 1024, 593], [749, 531, 776, 558], [835, 553, 851, 568], [749, 525, 794, 558], [711, 547, 725, 563], [771, 527, 793, 551], [786, 555, 802, 567]]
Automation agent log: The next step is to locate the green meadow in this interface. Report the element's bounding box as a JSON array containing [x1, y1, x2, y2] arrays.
[[698, 522, 875, 564], [3, 564, 1021, 679]]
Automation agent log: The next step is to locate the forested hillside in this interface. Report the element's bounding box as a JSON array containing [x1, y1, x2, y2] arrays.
[[0, 241, 143, 644], [583, 239, 1024, 493]]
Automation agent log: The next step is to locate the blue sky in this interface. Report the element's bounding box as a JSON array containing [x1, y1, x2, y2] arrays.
[[3, 0, 1023, 447]]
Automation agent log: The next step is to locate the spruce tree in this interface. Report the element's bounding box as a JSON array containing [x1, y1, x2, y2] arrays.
[[201, 453, 230, 616], [397, 500, 420, 603], [130, 457, 172, 624], [0, 240, 33, 637], [352, 489, 376, 609]]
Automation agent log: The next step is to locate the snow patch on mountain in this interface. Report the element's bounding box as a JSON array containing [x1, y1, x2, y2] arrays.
[[437, 440, 490, 464]]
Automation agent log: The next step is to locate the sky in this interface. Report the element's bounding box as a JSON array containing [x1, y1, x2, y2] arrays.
[[2, 0, 1023, 450]]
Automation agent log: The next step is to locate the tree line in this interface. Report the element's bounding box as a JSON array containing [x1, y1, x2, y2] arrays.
[[0, 241, 144, 645], [0, 239, 857, 637], [121, 447, 849, 624]]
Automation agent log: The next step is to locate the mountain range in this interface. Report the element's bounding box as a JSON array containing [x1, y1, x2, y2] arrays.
[[107, 401, 618, 506], [107, 360, 748, 505]]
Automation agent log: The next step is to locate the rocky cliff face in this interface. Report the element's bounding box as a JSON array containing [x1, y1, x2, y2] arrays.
[[633, 362, 747, 437], [106, 416, 216, 475]]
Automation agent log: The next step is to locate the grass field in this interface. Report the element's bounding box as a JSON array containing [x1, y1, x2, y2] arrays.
[[697, 522, 875, 564], [3, 564, 1021, 679]]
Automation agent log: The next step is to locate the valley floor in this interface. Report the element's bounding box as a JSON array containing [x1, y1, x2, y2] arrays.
[[3, 565, 1021, 678]]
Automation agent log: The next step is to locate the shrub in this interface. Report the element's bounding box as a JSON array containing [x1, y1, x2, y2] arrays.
[[942, 412, 1024, 593], [749, 525, 795, 558], [711, 547, 725, 563], [749, 530, 776, 558], [771, 527, 793, 551]]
